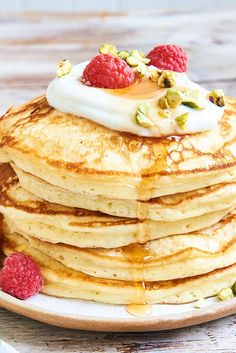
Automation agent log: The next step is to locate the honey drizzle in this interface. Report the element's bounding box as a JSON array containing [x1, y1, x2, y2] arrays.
[[127, 303, 152, 317], [122, 243, 156, 262], [123, 243, 150, 315], [106, 76, 164, 100], [110, 78, 187, 315], [122, 240, 156, 316], [125, 139, 170, 316]]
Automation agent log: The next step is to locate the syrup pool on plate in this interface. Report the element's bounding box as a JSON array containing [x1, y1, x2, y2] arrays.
[[122, 243, 155, 317], [127, 303, 152, 317]]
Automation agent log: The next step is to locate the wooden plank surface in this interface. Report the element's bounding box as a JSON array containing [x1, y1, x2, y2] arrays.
[[0, 9, 236, 353]]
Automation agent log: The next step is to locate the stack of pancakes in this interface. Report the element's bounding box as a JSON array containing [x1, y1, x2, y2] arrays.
[[0, 95, 236, 305]]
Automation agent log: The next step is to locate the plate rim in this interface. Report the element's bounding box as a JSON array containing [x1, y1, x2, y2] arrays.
[[0, 292, 236, 332]]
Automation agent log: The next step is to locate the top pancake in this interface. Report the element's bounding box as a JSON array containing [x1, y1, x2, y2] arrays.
[[1, 96, 236, 200]]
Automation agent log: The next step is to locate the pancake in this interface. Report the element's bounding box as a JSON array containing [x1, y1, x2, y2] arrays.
[[5, 211, 236, 282], [2, 228, 236, 305], [0, 164, 231, 248], [14, 163, 236, 221], [1, 96, 236, 201]]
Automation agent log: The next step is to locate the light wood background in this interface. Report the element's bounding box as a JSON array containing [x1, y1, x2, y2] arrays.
[[1, 0, 236, 12], [1, 8, 236, 353], [1, 9, 236, 116]]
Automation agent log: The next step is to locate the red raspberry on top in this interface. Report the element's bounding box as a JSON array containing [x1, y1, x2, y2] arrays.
[[82, 54, 135, 89], [147, 44, 188, 72], [0, 252, 43, 300]]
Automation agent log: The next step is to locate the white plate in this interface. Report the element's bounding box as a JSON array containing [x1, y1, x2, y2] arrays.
[[0, 340, 19, 353], [0, 291, 236, 332]]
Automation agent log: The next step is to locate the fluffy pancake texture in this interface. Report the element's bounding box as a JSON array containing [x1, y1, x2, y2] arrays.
[[0, 164, 232, 248], [1, 96, 236, 201], [1, 165, 236, 284], [13, 163, 236, 221], [6, 212, 236, 282], [1, 94, 236, 306], [2, 226, 236, 305]]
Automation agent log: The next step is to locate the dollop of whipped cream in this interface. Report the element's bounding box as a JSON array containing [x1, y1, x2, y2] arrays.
[[46, 61, 224, 137]]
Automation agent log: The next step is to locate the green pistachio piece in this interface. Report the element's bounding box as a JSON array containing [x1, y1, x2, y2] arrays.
[[129, 49, 139, 56], [175, 112, 189, 131], [182, 101, 204, 109], [126, 56, 140, 67], [158, 110, 169, 118], [127, 50, 150, 66], [181, 90, 204, 109], [149, 69, 161, 82], [138, 51, 150, 64], [135, 102, 154, 128], [158, 96, 170, 109], [56, 59, 72, 78], [232, 281, 236, 295], [158, 70, 176, 88], [142, 57, 151, 64], [117, 50, 129, 60], [217, 287, 234, 301], [208, 89, 225, 107], [99, 43, 118, 56], [136, 111, 154, 128], [166, 88, 183, 108], [137, 50, 146, 58], [135, 63, 148, 77], [129, 49, 142, 58], [139, 102, 148, 115]]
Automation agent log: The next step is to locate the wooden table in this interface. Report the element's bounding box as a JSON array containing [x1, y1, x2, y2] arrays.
[[1, 9, 236, 353]]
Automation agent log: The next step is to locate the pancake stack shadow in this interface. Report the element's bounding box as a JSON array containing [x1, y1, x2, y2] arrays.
[[0, 96, 236, 305]]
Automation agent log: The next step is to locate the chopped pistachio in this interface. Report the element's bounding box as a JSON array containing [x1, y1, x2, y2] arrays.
[[137, 50, 146, 58], [166, 88, 183, 108], [135, 63, 148, 77], [126, 49, 150, 67], [149, 69, 161, 82], [208, 89, 225, 107], [99, 43, 118, 56], [117, 50, 129, 60], [136, 111, 154, 128], [175, 112, 189, 131], [56, 59, 72, 78], [182, 101, 203, 109], [135, 102, 154, 128], [158, 96, 170, 109], [126, 56, 140, 67], [142, 57, 151, 64], [129, 49, 144, 59], [158, 70, 176, 88], [194, 298, 206, 309], [131, 50, 150, 64], [217, 287, 234, 301], [232, 281, 236, 295], [129, 49, 139, 56], [158, 110, 169, 118], [139, 102, 148, 115], [182, 90, 204, 109]]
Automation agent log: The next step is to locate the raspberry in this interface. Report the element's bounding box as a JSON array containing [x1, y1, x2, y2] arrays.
[[147, 45, 188, 72], [0, 252, 43, 300], [82, 54, 135, 89]]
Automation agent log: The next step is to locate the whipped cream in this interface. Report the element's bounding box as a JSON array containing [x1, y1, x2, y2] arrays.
[[46, 61, 224, 137]]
